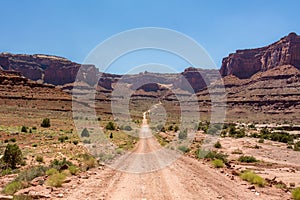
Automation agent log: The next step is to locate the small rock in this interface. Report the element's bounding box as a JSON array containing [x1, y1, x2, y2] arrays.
[[251, 189, 256, 192], [57, 193, 64, 198], [81, 176, 89, 179], [255, 192, 260, 196]]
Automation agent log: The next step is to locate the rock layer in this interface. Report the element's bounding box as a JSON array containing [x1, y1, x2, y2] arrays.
[[220, 32, 300, 78]]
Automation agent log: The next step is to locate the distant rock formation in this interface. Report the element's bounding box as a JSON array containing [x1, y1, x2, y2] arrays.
[[220, 32, 300, 79]]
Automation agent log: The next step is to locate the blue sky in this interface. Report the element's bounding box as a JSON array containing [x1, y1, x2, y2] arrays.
[[1, 0, 300, 74]]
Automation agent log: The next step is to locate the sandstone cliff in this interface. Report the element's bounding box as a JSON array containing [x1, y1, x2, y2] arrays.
[[220, 32, 300, 78]]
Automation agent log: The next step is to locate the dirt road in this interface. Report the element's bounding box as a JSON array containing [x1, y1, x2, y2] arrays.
[[63, 112, 289, 200]]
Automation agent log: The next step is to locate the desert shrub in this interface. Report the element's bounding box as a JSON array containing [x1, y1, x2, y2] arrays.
[[21, 126, 27, 133], [46, 168, 58, 176], [116, 148, 123, 154], [41, 118, 50, 128], [292, 187, 300, 200], [3, 181, 23, 195], [3, 144, 23, 169], [238, 155, 258, 163], [178, 129, 187, 140], [4, 139, 9, 143], [248, 124, 256, 129], [174, 125, 179, 132], [212, 159, 224, 168], [106, 121, 116, 130], [32, 126, 37, 130], [73, 140, 79, 145], [109, 132, 113, 139], [124, 125, 132, 131], [68, 165, 79, 175], [197, 149, 228, 163], [50, 158, 73, 170], [46, 173, 66, 187], [78, 154, 96, 171], [32, 143, 37, 147], [214, 141, 222, 148], [294, 141, 300, 151], [1, 168, 12, 176], [35, 155, 44, 163], [258, 138, 264, 143], [10, 138, 16, 142], [197, 121, 209, 133], [240, 170, 265, 187], [12, 195, 33, 200], [231, 149, 243, 154], [29, 129, 32, 133], [168, 125, 173, 131], [58, 136, 68, 143], [178, 145, 190, 153], [15, 165, 48, 182], [83, 139, 91, 144], [81, 128, 90, 137]]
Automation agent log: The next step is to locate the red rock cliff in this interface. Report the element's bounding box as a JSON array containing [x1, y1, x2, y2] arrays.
[[220, 32, 300, 79]]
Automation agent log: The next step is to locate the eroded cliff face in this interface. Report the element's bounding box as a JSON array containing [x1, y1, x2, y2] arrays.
[[0, 53, 104, 86], [220, 32, 300, 79]]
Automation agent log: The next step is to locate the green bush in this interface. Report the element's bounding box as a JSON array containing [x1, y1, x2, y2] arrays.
[[41, 118, 51, 128], [240, 170, 265, 187], [46, 173, 66, 187], [15, 165, 47, 182], [258, 138, 264, 143], [21, 126, 27, 133], [81, 128, 90, 137], [178, 129, 187, 140], [106, 122, 116, 130], [124, 125, 132, 131], [50, 158, 73, 170], [292, 187, 300, 200], [197, 149, 228, 163], [10, 138, 16, 142], [35, 155, 44, 163], [32, 143, 37, 147], [238, 155, 258, 163], [46, 168, 58, 176], [174, 125, 179, 132], [178, 145, 190, 153], [212, 159, 224, 168], [214, 141, 222, 148], [3, 144, 23, 169], [68, 166, 79, 175], [73, 140, 79, 145], [3, 181, 23, 195]]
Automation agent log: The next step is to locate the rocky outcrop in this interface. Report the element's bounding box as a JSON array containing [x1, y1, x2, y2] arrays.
[[174, 67, 220, 92], [220, 32, 300, 78], [0, 53, 104, 86]]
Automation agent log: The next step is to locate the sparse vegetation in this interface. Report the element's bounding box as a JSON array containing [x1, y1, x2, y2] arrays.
[[178, 145, 190, 153], [21, 126, 27, 133], [81, 128, 90, 137], [240, 170, 265, 187], [212, 159, 224, 168], [68, 165, 79, 175], [214, 141, 222, 148], [3, 181, 23, 195], [41, 118, 51, 127], [292, 187, 300, 200], [106, 121, 116, 130], [197, 149, 228, 163], [46, 173, 66, 187], [35, 155, 44, 163], [46, 168, 58, 176], [2, 143, 23, 169], [238, 155, 258, 163], [178, 129, 187, 140]]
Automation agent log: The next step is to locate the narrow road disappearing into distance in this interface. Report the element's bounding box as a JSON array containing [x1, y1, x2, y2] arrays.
[[64, 111, 284, 200]]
